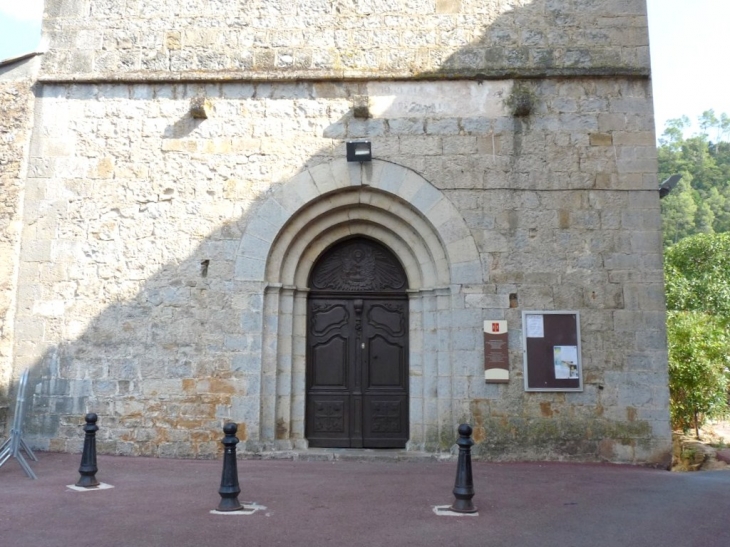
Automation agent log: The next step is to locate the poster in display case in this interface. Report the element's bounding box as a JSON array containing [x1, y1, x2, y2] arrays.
[[522, 311, 583, 392]]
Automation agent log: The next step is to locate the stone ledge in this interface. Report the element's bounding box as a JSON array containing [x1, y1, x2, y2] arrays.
[[36, 67, 651, 85]]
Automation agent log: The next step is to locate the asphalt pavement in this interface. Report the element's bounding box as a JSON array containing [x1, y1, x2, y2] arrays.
[[1, 451, 729, 547]]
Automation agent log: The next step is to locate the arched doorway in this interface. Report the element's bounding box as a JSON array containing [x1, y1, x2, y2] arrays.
[[306, 237, 409, 448], [239, 159, 481, 450]]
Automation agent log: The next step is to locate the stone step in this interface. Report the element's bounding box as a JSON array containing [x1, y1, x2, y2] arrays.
[[241, 448, 455, 463]]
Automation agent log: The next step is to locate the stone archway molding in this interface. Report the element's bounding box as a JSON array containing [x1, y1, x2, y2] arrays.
[[233, 159, 482, 450], [234, 159, 481, 287]]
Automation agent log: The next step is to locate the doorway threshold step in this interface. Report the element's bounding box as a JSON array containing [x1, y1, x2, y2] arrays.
[[241, 448, 455, 463]]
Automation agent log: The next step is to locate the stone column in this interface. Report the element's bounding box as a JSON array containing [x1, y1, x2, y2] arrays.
[[274, 286, 295, 450], [260, 284, 281, 445], [290, 289, 308, 448]]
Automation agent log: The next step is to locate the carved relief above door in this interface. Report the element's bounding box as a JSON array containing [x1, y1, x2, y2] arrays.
[[306, 238, 409, 448]]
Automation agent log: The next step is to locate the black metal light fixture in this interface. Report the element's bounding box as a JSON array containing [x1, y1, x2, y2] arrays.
[[659, 174, 682, 199], [346, 141, 372, 162]]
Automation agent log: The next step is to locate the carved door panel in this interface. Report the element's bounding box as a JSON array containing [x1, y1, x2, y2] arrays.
[[306, 298, 355, 448], [361, 299, 409, 448], [306, 238, 409, 449], [306, 297, 408, 448]]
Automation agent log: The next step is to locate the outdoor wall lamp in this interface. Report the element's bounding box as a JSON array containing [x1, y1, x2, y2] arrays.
[[346, 141, 372, 162]]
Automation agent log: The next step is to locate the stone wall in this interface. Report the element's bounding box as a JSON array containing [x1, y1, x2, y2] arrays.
[[17, 0, 668, 462], [0, 56, 39, 432], [17, 76, 670, 462], [40, 0, 650, 81]]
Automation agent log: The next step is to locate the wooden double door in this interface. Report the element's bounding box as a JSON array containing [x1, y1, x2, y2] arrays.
[[306, 239, 409, 448]]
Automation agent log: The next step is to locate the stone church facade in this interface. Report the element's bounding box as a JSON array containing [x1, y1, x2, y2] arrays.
[[0, 0, 671, 463]]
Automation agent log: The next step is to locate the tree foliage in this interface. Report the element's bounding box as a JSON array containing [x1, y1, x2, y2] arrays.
[[666, 311, 729, 437], [664, 232, 730, 436], [659, 111, 730, 246], [664, 232, 730, 317]]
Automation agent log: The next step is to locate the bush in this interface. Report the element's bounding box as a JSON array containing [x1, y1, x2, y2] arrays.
[[667, 311, 730, 437], [665, 233, 730, 437]]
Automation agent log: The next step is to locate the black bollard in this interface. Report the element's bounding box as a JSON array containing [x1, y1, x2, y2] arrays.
[[76, 413, 100, 488], [217, 422, 243, 511], [450, 423, 477, 513]]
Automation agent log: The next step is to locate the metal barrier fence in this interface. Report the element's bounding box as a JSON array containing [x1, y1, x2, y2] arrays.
[[0, 369, 38, 479]]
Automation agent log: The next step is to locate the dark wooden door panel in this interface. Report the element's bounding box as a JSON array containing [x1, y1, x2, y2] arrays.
[[307, 296, 409, 448], [361, 299, 408, 448], [306, 238, 409, 449], [306, 395, 351, 447], [367, 335, 405, 388], [311, 335, 348, 388], [367, 302, 406, 337], [308, 301, 351, 392], [362, 396, 409, 448], [306, 299, 354, 447], [310, 303, 349, 336]]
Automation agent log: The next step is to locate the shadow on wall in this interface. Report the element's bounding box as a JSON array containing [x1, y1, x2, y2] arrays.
[[429, 0, 648, 79], [4, 0, 652, 458], [15, 97, 467, 458]]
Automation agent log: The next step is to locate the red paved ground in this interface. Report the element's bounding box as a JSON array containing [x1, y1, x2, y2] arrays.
[[1, 452, 729, 547]]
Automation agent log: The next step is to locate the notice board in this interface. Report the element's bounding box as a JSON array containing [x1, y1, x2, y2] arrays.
[[522, 311, 583, 392]]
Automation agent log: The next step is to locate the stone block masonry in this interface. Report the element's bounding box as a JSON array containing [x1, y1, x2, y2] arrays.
[[0, 56, 40, 422], [39, 0, 650, 81], [13, 69, 669, 463], [4, 0, 670, 464]]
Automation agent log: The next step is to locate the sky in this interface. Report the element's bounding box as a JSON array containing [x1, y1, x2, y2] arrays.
[[1, 0, 729, 138]]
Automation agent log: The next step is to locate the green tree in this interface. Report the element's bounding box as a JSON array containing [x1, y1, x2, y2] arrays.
[[667, 311, 729, 437], [694, 201, 715, 235], [706, 185, 730, 233], [660, 178, 697, 246], [659, 111, 730, 245], [664, 232, 730, 316], [664, 233, 730, 436]]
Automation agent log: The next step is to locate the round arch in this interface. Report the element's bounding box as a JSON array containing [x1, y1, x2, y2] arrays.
[[235, 159, 482, 450], [234, 159, 481, 287]]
